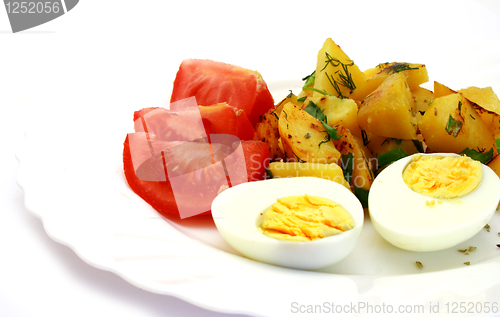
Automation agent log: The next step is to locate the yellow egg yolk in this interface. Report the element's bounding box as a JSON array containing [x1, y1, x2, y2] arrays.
[[258, 195, 355, 241], [402, 154, 482, 199]]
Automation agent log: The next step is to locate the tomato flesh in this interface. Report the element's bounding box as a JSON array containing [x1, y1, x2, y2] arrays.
[[123, 133, 270, 218], [124, 59, 273, 218], [170, 59, 274, 127], [134, 103, 255, 142]]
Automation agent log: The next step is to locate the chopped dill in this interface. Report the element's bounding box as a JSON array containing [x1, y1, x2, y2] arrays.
[[361, 130, 370, 146], [303, 86, 332, 96], [384, 62, 419, 74], [321, 52, 357, 97], [445, 115, 463, 138]]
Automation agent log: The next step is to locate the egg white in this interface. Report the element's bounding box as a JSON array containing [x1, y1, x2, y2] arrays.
[[211, 177, 364, 270], [369, 153, 500, 252]]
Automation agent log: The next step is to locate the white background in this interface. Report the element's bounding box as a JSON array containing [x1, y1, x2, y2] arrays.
[[2, 1, 500, 316]]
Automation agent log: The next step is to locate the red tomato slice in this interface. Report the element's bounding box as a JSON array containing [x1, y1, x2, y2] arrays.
[[234, 108, 256, 141], [123, 134, 270, 218], [240, 140, 271, 181], [199, 103, 237, 136], [170, 59, 275, 127], [134, 103, 255, 141], [134, 107, 206, 142], [200, 104, 255, 141], [123, 134, 180, 217]]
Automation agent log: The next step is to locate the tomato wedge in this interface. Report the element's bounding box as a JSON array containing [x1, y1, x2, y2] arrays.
[[134, 103, 255, 141], [170, 59, 275, 127], [123, 133, 270, 218]]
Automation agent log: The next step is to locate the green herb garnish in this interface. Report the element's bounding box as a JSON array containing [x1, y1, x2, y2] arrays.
[[321, 122, 343, 141], [376, 62, 391, 69], [266, 167, 274, 179], [325, 72, 345, 98], [412, 139, 425, 153], [303, 86, 332, 96], [303, 100, 343, 145], [460, 147, 494, 164], [445, 115, 463, 138], [271, 110, 279, 120], [377, 148, 408, 169], [321, 52, 357, 97], [291, 150, 306, 163], [302, 71, 315, 89], [354, 186, 369, 209], [361, 130, 370, 146], [304, 101, 326, 122], [340, 153, 353, 184], [384, 63, 419, 74]]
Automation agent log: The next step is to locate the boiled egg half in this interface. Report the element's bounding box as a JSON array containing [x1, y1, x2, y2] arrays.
[[211, 177, 364, 270], [369, 153, 500, 252]]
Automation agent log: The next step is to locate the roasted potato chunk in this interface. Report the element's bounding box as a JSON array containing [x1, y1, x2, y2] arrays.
[[350, 62, 429, 102], [331, 125, 375, 192], [459, 86, 500, 137], [412, 86, 434, 114], [357, 73, 418, 140], [268, 161, 350, 189], [314, 38, 366, 98], [434, 81, 456, 98], [305, 95, 361, 138], [419, 93, 496, 157], [254, 93, 304, 160], [278, 102, 341, 164], [254, 107, 285, 160]]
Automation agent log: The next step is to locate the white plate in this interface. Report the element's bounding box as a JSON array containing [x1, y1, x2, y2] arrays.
[[17, 58, 500, 316]]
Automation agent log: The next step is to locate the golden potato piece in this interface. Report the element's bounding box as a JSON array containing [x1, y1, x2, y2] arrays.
[[350, 63, 429, 102], [268, 161, 350, 190], [255, 93, 305, 160], [419, 93, 496, 157], [363, 63, 393, 79], [412, 86, 434, 114], [357, 73, 417, 140], [278, 102, 341, 164], [458, 86, 500, 114], [331, 125, 375, 192], [305, 95, 361, 138], [434, 81, 457, 98], [254, 107, 285, 160], [314, 38, 366, 98], [459, 87, 500, 137]]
